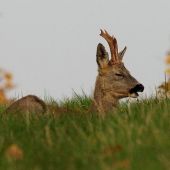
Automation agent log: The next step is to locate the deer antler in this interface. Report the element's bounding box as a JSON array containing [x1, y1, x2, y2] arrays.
[[100, 29, 119, 65]]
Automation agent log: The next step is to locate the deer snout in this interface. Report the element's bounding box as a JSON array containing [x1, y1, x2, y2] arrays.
[[130, 84, 144, 94]]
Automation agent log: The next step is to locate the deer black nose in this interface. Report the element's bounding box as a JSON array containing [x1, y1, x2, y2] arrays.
[[130, 84, 144, 94]]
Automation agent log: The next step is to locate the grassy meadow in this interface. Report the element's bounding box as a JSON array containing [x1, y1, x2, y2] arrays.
[[0, 93, 170, 170]]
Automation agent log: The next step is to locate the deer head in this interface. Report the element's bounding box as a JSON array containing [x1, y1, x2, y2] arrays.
[[91, 29, 144, 112]]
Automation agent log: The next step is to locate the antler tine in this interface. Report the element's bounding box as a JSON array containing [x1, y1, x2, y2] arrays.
[[100, 29, 119, 64], [113, 38, 118, 60], [104, 29, 115, 39]]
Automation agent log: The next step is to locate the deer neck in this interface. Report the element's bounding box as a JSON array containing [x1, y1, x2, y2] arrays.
[[90, 75, 118, 113]]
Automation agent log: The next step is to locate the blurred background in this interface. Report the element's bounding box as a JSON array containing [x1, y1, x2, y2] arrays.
[[0, 0, 170, 102]]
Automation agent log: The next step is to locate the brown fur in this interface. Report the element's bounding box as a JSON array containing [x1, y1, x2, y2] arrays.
[[4, 95, 47, 115], [4, 31, 144, 115]]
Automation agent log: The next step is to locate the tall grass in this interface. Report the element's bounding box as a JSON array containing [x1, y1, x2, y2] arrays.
[[0, 93, 170, 170]]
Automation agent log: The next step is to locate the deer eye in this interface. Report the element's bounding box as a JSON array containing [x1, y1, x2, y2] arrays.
[[115, 74, 123, 77]]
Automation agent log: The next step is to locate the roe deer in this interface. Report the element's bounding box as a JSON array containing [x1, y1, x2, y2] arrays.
[[4, 29, 144, 115]]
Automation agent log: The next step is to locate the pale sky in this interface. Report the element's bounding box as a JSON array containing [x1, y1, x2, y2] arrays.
[[0, 1, 170, 101]]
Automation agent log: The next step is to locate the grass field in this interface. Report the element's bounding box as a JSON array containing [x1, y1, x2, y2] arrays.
[[0, 93, 170, 170]]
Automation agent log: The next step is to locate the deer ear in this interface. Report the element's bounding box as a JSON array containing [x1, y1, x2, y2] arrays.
[[118, 46, 127, 61], [96, 43, 109, 69]]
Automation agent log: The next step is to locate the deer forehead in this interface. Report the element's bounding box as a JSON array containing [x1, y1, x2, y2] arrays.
[[99, 62, 126, 75], [110, 62, 129, 74], [111, 63, 130, 73]]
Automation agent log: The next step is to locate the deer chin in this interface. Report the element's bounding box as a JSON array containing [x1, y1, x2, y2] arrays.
[[129, 92, 139, 98]]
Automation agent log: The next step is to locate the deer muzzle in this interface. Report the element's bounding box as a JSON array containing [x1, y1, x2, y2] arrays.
[[129, 84, 144, 98]]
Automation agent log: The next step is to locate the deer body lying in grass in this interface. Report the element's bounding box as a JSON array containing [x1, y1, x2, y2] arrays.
[[4, 30, 144, 115]]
